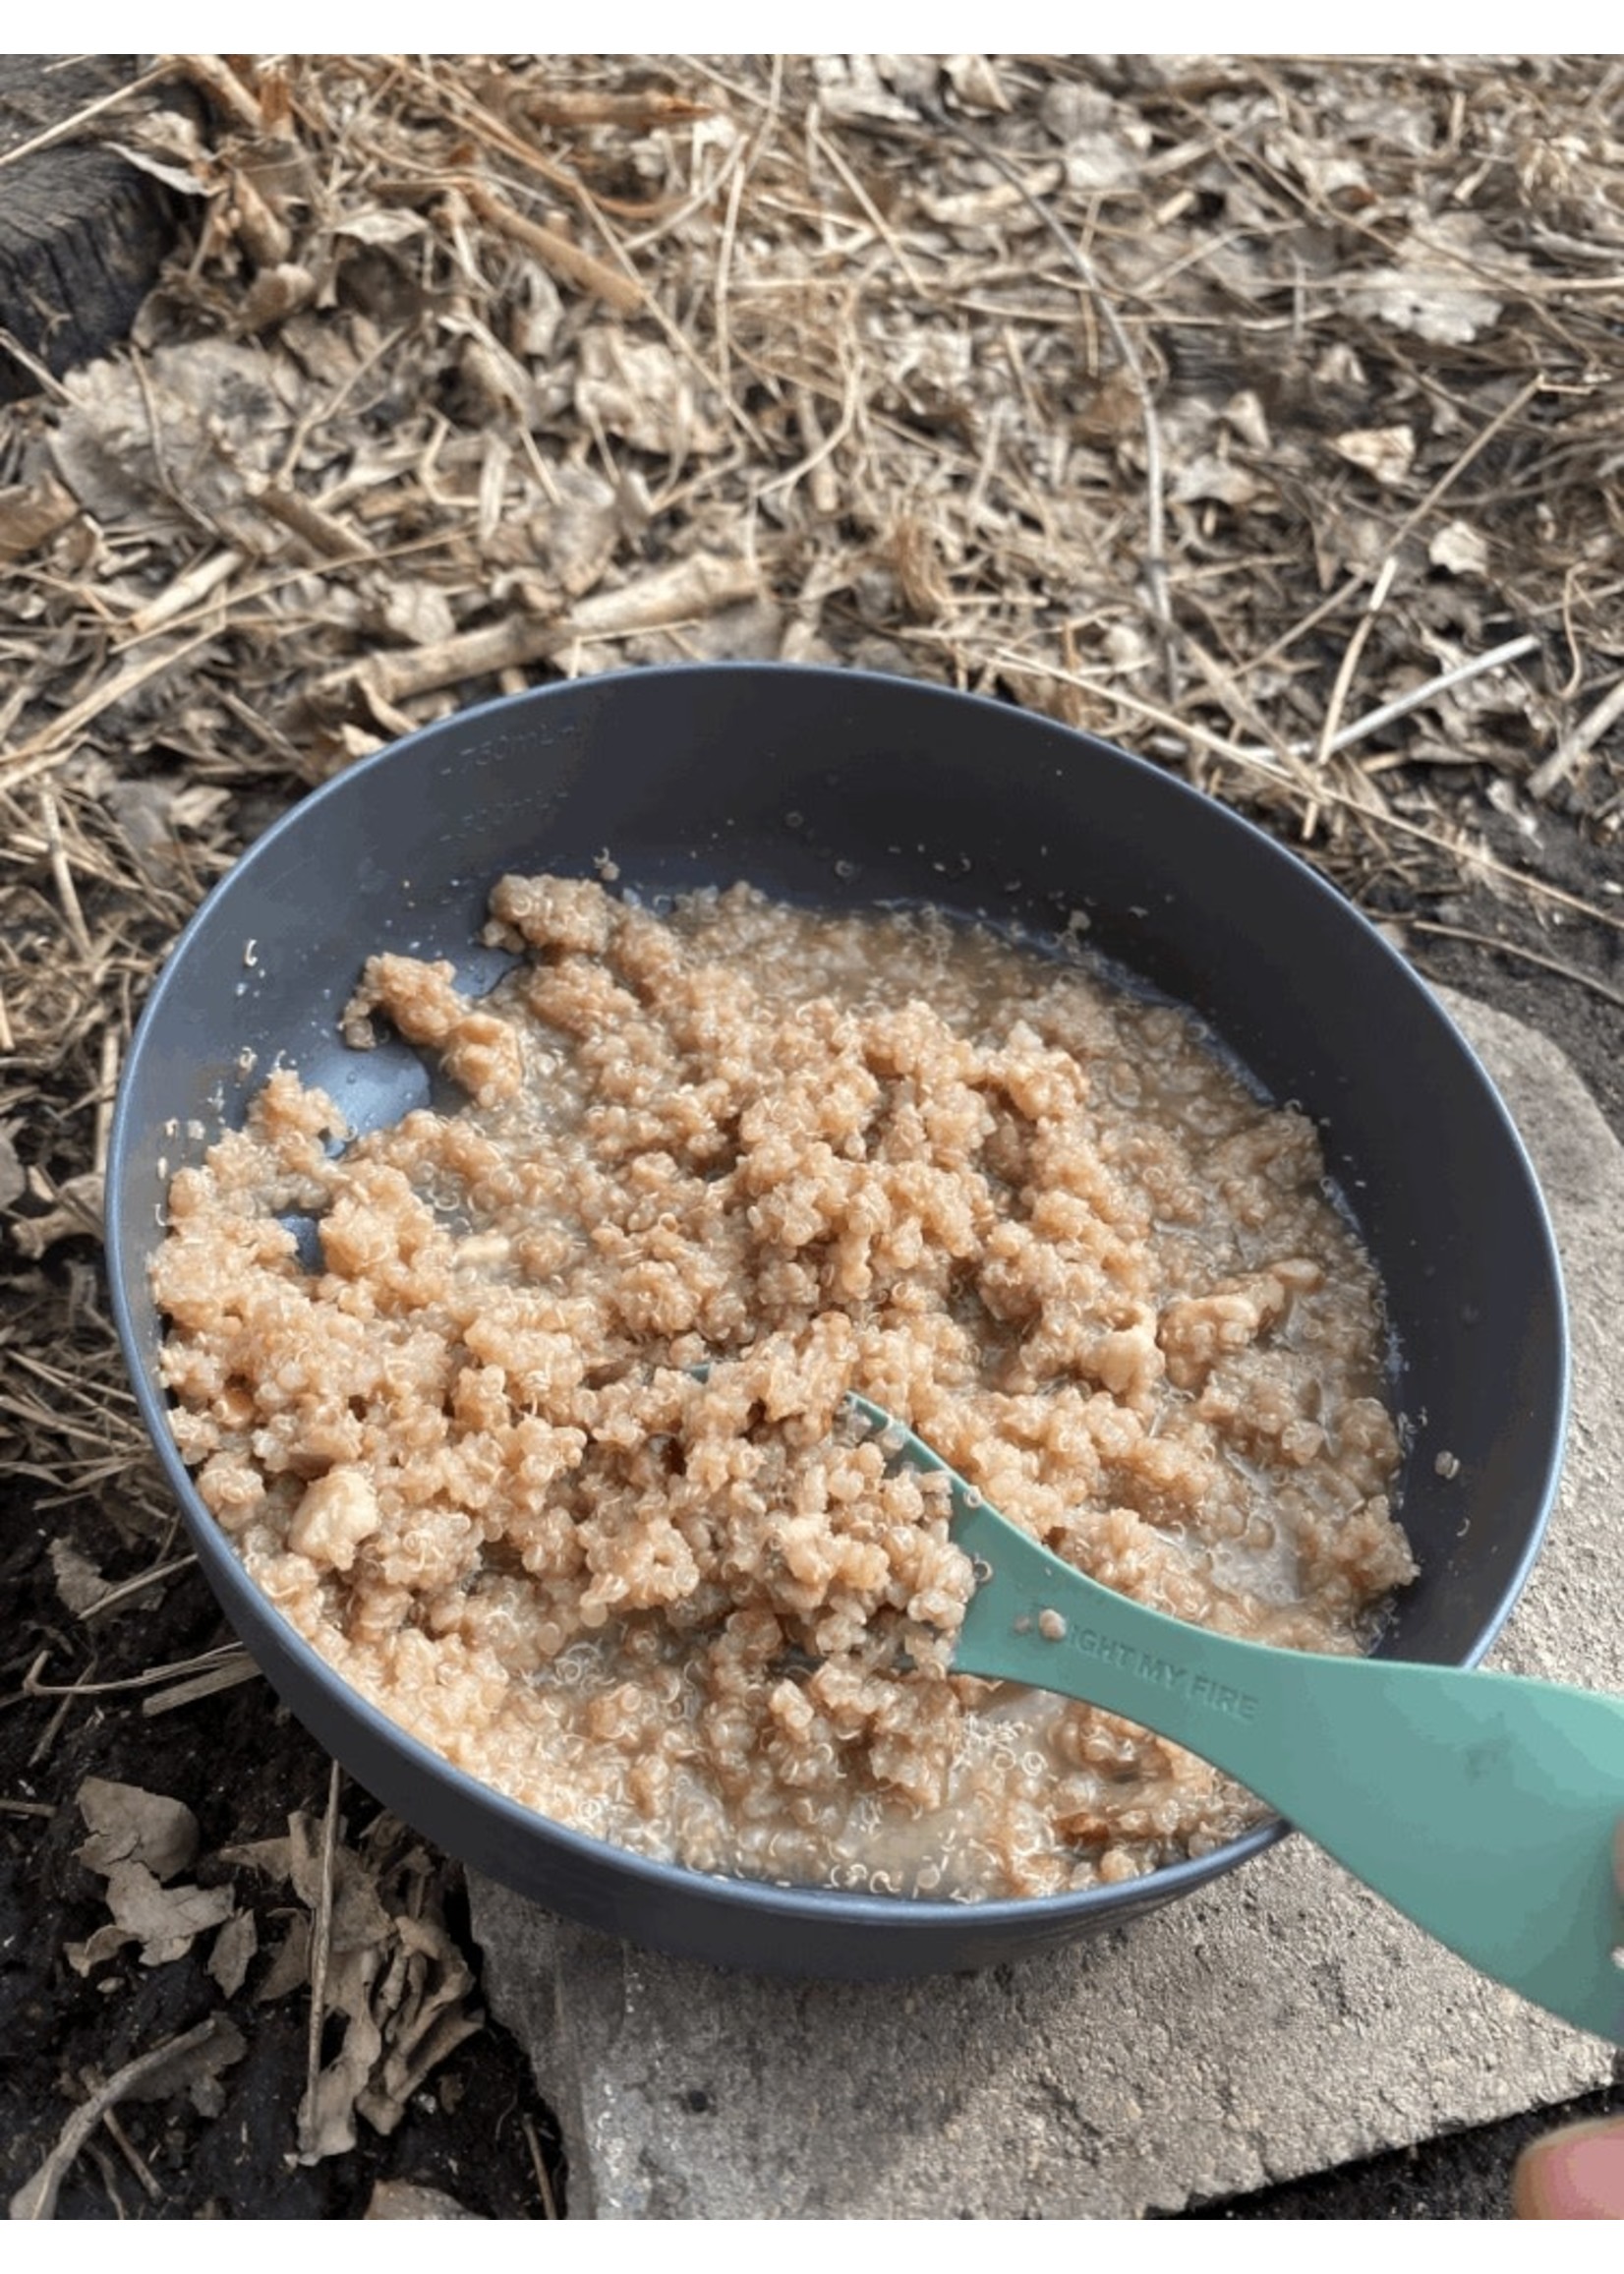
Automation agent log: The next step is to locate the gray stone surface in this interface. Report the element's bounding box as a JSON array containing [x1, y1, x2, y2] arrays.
[[470, 988, 1624, 2218]]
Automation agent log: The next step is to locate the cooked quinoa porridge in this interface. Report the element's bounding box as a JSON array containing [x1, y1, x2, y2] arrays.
[[153, 875, 1414, 1900]]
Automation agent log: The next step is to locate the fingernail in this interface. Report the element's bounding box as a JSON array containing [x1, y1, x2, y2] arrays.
[[1514, 2119, 1624, 2218]]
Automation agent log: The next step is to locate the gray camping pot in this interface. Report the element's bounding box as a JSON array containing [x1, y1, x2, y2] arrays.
[[105, 665, 1567, 1978]]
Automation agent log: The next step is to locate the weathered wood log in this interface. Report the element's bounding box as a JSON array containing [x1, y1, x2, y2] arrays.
[[0, 56, 186, 403]]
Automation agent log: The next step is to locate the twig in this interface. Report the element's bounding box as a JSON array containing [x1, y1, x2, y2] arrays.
[[517, 87, 707, 129], [20, 1643, 248, 1699], [87, 2092, 163, 2206], [0, 60, 169, 173], [1178, 631, 1318, 794], [38, 788, 92, 958], [765, 367, 860, 505], [142, 1658, 263, 1717], [987, 645, 1288, 777], [1408, 919, 1624, 1015], [988, 645, 1624, 940], [10, 2017, 233, 2219], [1386, 372, 1546, 562], [247, 477, 366, 563], [1527, 673, 1624, 801], [713, 144, 748, 408], [165, 53, 263, 136], [304, 1761, 343, 2152], [0, 329, 71, 402], [126, 550, 243, 639], [91, 1027, 120, 1181], [326, 553, 760, 709], [1322, 635, 1542, 759], [808, 111, 931, 298], [1312, 556, 1398, 771], [391, 56, 608, 214], [460, 181, 644, 315], [1120, 630, 1540, 768], [521, 2113, 559, 2220], [80, 1553, 197, 1622]]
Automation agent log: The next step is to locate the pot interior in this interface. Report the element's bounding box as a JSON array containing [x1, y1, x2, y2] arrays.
[[107, 665, 1567, 1973]]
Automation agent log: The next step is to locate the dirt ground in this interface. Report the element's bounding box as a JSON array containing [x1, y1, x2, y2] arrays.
[[3, 55, 1622, 2220]]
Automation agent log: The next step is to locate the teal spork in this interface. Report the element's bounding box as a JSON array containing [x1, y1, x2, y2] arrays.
[[852, 1390, 1624, 2045]]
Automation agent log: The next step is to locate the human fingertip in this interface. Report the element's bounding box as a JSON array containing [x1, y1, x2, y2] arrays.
[[1513, 2117, 1624, 2219]]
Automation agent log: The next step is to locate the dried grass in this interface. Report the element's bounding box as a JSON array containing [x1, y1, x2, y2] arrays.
[[4, 50, 1623, 1656]]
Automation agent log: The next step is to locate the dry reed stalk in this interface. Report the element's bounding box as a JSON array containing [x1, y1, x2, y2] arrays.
[[247, 478, 365, 562], [166, 52, 262, 134], [0, 60, 169, 173], [460, 181, 644, 314], [300, 1762, 344, 2163], [327, 553, 760, 709], [1528, 675, 1624, 800]]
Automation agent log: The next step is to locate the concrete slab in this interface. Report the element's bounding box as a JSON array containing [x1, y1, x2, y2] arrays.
[[470, 988, 1624, 2218]]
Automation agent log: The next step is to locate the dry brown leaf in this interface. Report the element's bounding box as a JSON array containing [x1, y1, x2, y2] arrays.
[[239, 262, 319, 330], [1349, 215, 1517, 346], [0, 1124, 25, 1214], [107, 776, 176, 851], [287, 1811, 393, 1948], [208, 1907, 260, 1998], [100, 1859, 237, 1966], [531, 463, 623, 598], [104, 104, 215, 191], [103, 138, 211, 200], [1260, 125, 1370, 204], [575, 328, 725, 459], [455, 330, 532, 424], [106, 779, 201, 878], [335, 208, 429, 248], [256, 1916, 312, 2005], [1061, 131, 1150, 192], [371, 580, 458, 648], [943, 54, 1012, 114], [50, 340, 296, 530], [232, 1811, 488, 2161], [510, 268, 565, 361], [48, 1540, 108, 1618], [366, 2180, 484, 2219], [1219, 390, 1272, 454], [919, 168, 1064, 229], [355, 1910, 481, 2136], [299, 1969, 386, 2162], [1429, 519, 1491, 577], [63, 1923, 134, 1978], [811, 54, 917, 127], [1331, 425, 1417, 489], [219, 1832, 293, 1880], [1038, 81, 1115, 142], [0, 473, 79, 561], [77, 1777, 200, 1881], [1169, 453, 1270, 510]]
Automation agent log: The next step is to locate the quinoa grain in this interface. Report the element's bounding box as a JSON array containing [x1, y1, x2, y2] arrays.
[[153, 879, 1412, 1899]]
